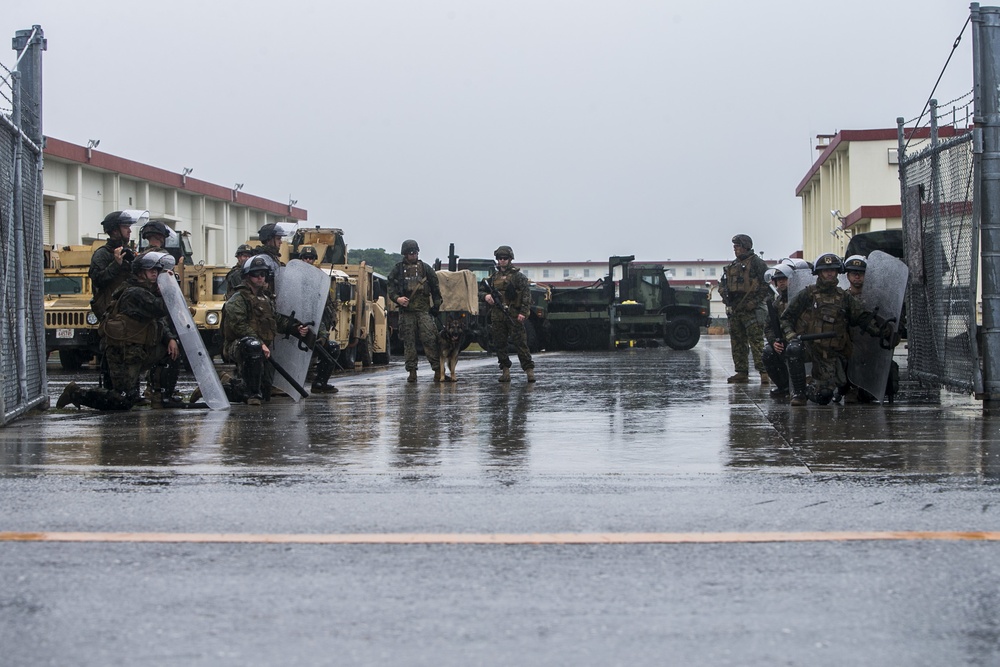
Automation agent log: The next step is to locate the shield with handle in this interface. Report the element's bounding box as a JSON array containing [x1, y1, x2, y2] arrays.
[[846, 251, 908, 403], [156, 272, 230, 410], [271, 259, 331, 401]]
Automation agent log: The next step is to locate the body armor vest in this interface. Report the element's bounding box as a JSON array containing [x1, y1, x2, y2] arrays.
[[724, 260, 755, 294], [226, 290, 278, 344], [802, 287, 849, 351], [492, 270, 522, 309]]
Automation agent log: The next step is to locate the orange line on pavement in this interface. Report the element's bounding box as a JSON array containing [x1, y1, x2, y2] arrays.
[[1, 531, 1000, 544]]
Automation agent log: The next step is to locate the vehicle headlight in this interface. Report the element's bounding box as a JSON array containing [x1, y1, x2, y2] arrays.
[[86, 312, 99, 326], [206, 312, 220, 326]]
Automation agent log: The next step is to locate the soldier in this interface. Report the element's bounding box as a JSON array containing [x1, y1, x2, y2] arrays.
[[844, 254, 866, 297], [387, 239, 442, 383], [58, 251, 181, 410], [780, 253, 895, 406], [89, 210, 145, 320], [481, 245, 536, 383], [224, 244, 254, 299], [254, 223, 286, 265], [299, 245, 340, 393], [222, 256, 309, 405], [762, 264, 794, 400], [719, 234, 771, 384], [138, 219, 168, 252]]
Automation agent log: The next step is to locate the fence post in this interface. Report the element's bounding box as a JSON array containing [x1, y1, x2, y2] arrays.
[[974, 4, 1000, 404]]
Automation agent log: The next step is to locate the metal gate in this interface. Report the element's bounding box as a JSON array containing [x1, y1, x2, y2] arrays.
[[1, 26, 48, 425]]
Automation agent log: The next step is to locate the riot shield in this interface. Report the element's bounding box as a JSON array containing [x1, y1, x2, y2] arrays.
[[156, 272, 230, 410], [846, 251, 908, 403], [272, 259, 331, 401], [786, 268, 815, 303]]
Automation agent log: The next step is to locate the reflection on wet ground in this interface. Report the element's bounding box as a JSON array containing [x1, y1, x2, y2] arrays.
[[4, 338, 998, 478]]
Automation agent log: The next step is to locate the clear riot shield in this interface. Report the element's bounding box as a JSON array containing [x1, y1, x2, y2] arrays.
[[786, 268, 815, 304], [847, 251, 908, 403], [272, 259, 331, 402], [156, 272, 230, 410]]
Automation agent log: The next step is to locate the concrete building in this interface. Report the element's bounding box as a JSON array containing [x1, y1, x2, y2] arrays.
[[795, 127, 965, 262], [41, 137, 307, 265]]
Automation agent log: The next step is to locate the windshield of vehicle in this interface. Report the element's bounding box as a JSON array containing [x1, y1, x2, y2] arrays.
[[45, 275, 84, 295]]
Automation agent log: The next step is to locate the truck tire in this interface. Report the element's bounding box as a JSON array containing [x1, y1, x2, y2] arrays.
[[557, 322, 590, 351], [664, 316, 700, 351], [58, 348, 89, 370], [358, 327, 375, 367]]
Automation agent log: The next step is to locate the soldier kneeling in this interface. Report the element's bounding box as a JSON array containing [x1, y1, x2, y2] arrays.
[[58, 252, 181, 411]]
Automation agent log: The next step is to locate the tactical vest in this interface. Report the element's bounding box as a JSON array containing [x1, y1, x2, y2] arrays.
[[401, 262, 426, 297], [802, 287, 849, 351], [225, 289, 278, 345], [492, 269, 522, 309], [99, 293, 158, 348], [724, 260, 756, 295], [90, 245, 130, 319]]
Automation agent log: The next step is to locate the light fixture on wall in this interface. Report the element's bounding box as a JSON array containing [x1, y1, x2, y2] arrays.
[[181, 167, 193, 186], [233, 183, 244, 201], [86, 139, 100, 160]]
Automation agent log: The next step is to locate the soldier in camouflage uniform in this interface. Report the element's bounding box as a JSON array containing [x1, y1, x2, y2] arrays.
[[719, 234, 771, 384], [252, 223, 286, 292], [481, 245, 535, 383], [762, 264, 794, 400], [89, 210, 146, 320], [780, 253, 895, 406], [224, 244, 254, 299], [58, 251, 181, 410], [299, 246, 340, 393], [388, 239, 442, 382], [222, 256, 309, 405]]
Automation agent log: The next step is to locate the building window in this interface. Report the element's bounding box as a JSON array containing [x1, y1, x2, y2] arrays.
[[543, 269, 550, 278], [685, 268, 694, 277], [708, 267, 716, 276], [563, 269, 570, 278], [584, 268, 591, 277]]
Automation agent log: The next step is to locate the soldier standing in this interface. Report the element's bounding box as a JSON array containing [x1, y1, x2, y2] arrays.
[[299, 245, 340, 393], [720, 234, 771, 384], [224, 244, 254, 299], [387, 239, 442, 383], [762, 264, 794, 400], [844, 254, 866, 297], [89, 210, 145, 320], [481, 245, 536, 383], [58, 252, 181, 410], [780, 253, 895, 406], [222, 256, 309, 405]]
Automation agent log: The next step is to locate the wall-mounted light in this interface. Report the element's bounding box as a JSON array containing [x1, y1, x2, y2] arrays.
[[86, 139, 100, 160], [181, 167, 193, 186]]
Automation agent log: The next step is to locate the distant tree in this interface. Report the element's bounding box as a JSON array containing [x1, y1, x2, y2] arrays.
[[348, 248, 402, 275]]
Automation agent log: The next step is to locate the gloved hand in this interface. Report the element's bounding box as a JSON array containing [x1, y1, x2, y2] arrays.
[[878, 321, 897, 350], [429, 305, 440, 317], [300, 328, 317, 349]]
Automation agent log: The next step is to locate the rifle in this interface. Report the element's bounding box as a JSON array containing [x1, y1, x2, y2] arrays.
[[481, 277, 518, 325]]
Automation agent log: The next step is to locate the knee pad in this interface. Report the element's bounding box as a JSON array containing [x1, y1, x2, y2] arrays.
[[239, 337, 265, 361]]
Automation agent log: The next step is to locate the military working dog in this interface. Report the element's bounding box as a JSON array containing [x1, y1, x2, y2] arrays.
[[435, 316, 467, 382]]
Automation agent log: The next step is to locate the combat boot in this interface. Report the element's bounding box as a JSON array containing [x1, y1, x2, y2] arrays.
[[526, 368, 536, 383], [499, 367, 511, 383], [56, 382, 81, 409], [727, 372, 749, 384], [311, 381, 339, 394], [759, 372, 769, 385], [189, 386, 203, 404], [407, 369, 417, 383], [769, 386, 789, 400], [247, 394, 263, 406], [790, 393, 808, 407]]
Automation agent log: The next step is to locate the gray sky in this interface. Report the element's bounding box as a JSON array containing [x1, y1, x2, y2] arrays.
[[8, 1, 975, 263]]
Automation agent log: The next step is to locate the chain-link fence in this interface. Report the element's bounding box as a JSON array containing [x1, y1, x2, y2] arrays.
[[1, 26, 48, 425], [898, 105, 979, 393]]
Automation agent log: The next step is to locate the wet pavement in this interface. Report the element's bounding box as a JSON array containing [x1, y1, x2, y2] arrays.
[[3, 337, 1000, 665]]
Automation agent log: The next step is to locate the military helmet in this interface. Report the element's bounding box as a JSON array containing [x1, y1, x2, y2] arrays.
[[844, 254, 868, 273], [235, 244, 253, 258], [731, 234, 753, 250], [494, 245, 514, 260], [257, 223, 286, 243], [401, 239, 420, 255], [140, 220, 169, 240], [812, 253, 845, 274], [133, 250, 175, 274], [242, 255, 274, 277], [299, 245, 318, 260], [771, 264, 794, 281], [101, 209, 149, 234]]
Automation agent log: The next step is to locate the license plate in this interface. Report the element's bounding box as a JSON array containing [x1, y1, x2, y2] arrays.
[[56, 328, 75, 339]]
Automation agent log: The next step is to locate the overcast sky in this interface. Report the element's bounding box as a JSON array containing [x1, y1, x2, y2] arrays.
[[8, 1, 975, 263]]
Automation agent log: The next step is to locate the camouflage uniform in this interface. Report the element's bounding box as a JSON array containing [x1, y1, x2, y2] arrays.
[[59, 272, 177, 410], [89, 240, 133, 319], [762, 281, 790, 394], [720, 248, 770, 377], [388, 258, 442, 374], [224, 263, 245, 299], [780, 275, 884, 404], [481, 263, 534, 374], [223, 281, 300, 402]]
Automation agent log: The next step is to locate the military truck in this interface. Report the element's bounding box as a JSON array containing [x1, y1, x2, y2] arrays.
[[432, 244, 550, 353], [43, 243, 103, 369], [545, 255, 710, 351], [285, 226, 390, 367]]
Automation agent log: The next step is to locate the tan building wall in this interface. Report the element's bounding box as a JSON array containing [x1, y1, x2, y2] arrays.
[[41, 137, 308, 266]]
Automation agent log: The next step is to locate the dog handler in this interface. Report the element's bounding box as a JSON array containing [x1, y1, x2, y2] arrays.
[[481, 245, 536, 383]]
